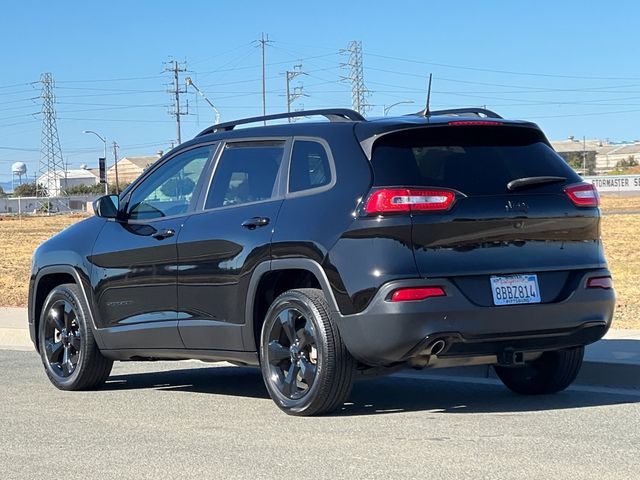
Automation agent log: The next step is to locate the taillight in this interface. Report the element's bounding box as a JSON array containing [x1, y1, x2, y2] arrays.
[[564, 182, 600, 207], [365, 188, 455, 215], [587, 276, 613, 289], [390, 287, 446, 302], [448, 120, 503, 126]]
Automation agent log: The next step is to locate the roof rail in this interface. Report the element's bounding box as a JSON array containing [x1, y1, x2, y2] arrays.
[[413, 107, 503, 119], [196, 108, 366, 137]]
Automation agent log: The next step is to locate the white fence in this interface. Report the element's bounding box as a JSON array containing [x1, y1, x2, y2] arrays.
[[583, 175, 640, 194], [0, 195, 98, 215]]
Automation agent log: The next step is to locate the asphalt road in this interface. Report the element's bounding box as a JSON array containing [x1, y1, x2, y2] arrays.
[[1, 349, 639, 480]]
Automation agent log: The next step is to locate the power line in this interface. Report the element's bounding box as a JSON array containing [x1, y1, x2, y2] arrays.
[[365, 52, 640, 81]]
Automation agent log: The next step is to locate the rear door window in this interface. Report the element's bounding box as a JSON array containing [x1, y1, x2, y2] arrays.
[[205, 141, 285, 209], [371, 126, 581, 195]]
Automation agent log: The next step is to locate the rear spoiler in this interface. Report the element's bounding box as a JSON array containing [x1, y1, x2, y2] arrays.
[[357, 121, 543, 160]]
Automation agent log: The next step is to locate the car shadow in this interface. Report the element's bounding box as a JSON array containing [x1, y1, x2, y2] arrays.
[[104, 365, 270, 399], [102, 364, 640, 416]]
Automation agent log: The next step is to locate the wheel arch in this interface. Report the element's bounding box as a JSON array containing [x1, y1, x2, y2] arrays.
[[244, 259, 340, 353], [30, 265, 102, 351]]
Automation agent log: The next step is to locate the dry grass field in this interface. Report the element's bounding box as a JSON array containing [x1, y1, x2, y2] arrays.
[[1, 196, 639, 329], [600, 195, 640, 213], [0, 215, 84, 307]]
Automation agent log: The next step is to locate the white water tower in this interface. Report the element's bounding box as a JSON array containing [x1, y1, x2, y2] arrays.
[[11, 162, 27, 190]]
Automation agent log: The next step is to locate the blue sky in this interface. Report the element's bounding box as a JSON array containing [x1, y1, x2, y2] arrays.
[[2, 0, 640, 181]]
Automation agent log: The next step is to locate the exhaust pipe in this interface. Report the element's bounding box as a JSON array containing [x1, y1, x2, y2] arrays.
[[429, 339, 446, 356], [408, 339, 447, 369]]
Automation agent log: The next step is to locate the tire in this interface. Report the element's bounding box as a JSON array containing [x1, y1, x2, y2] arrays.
[[38, 283, 113, 390], [259, 288, 355, 416], [494, 346, 584, 395]]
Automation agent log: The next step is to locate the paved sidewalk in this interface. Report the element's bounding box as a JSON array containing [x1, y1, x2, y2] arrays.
[[2, 307, 639, 388], [0, 307, 30, 351]]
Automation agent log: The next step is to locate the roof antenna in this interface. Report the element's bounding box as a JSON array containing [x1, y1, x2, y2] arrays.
[[419, 73, 433, 117]]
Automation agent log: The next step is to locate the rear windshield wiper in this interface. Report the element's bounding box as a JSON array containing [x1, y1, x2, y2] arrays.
[[507, 176, 566, 191]]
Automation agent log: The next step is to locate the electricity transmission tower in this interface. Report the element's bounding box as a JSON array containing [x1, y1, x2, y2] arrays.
[[165, 59, 188, 145], [340, 41, 371, 115], [37, 73, 66, 204], [285, 64, 307, 121]]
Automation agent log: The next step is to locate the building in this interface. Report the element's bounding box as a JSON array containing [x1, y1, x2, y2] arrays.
[[107, 155, 161, 185], [551, 138, 640, 174], [36, 167, 99, 196]]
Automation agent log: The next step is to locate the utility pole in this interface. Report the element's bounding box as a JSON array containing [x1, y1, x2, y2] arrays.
[[164, 58, 188, 145], [582, 135, 587, 174], [340, 41, 371, 115], [37, 73, 66, 212], [257, 33, 273, 124], [112, 141, 120, 194], [285, 64, 307, 121]]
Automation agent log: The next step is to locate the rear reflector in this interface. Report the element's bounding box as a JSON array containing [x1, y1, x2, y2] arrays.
[[365, 188, 455, 214], [447, 120, 503, 126], [564, 182, 600, 207], [587, 276, 613, 289], [390, 287, 446, 302]]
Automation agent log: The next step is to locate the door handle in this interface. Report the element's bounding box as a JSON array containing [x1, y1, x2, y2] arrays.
[[241, 217, 270, 230], [151, 228, 175, 240]]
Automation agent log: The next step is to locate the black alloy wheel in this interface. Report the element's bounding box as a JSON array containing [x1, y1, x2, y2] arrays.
[[42, 298, 82, 378], [38, 284, 113, 390], [260, 288, 355, 416], [264, 306, 319, 400]]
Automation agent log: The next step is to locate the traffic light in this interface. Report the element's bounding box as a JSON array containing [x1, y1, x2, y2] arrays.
[[99, 157, 106, 184]]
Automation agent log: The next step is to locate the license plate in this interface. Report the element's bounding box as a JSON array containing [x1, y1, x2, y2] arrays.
[[490, 274, 541, 306]]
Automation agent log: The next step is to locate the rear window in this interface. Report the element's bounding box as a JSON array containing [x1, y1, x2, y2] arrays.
[[371, 126, 580, 195]]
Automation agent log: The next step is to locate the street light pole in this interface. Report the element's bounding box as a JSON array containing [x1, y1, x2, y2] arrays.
[[383, 100, 415, 116], [82, 130, 108, 194], [185, 77, 221, 125]]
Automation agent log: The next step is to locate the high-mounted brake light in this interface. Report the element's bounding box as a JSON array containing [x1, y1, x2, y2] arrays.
[[564, 182, 600, 207], [390, 287, 446, 302], [365, 188, 455, 214], [587, 276, 613, 289], [447, 120, 503, 126]]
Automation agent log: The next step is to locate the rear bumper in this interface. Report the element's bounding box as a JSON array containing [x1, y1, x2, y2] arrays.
[[334, 269, 615, 366]]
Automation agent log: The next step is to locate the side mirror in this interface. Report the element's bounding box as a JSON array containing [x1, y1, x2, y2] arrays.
[[93, 194, 120, 218]]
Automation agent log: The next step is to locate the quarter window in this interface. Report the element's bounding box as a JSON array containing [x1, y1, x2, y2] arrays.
[[288, 140, 331, 193], [127, 146, 212, 220], [205, 141, 285, 209]]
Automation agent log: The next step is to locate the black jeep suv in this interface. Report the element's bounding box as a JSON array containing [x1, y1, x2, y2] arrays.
[[29, 107, 615, 415]]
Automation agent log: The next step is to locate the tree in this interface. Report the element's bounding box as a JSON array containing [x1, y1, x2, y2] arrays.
[[615, 155, 638, 170], [13, 182, 46, 197], [63, 183, 106, 195], [0, 185, 5, 198], [559, 152, 596, 175], [62, 182, 130, 196]]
